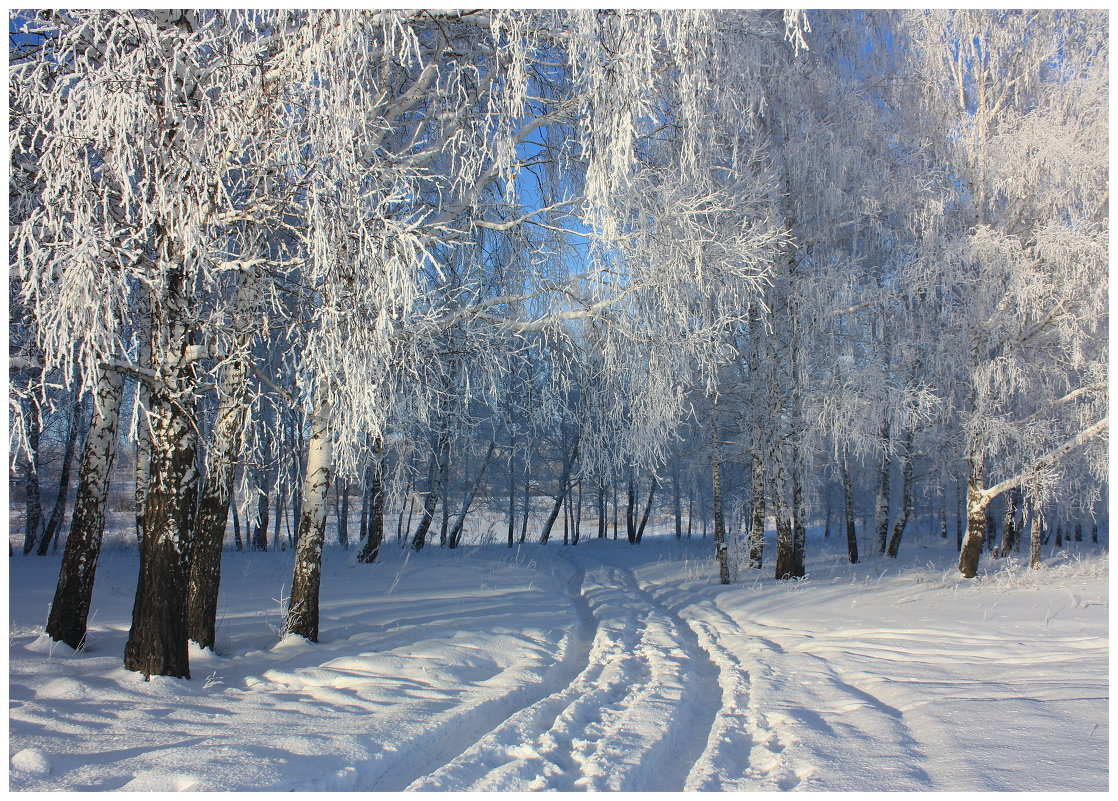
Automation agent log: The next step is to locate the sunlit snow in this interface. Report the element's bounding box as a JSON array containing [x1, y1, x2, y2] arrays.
[[9, 528, 1107, 792]]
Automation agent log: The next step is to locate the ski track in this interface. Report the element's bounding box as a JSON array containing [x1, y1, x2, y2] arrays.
[[407, 557, 724, 791], [346, 567, 599, 791], [639, 578, 811, 791]]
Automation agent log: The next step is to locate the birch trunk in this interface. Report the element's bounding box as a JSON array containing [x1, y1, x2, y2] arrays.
[[134, 312, 152, 548], [21, 398, 42, 555], [1029, 505, 1044, 569], [251, 464, 271, 551], [842, 447, 859, 564], [790, 447, 807, 577], [672, 465, 683, 539], [358, 442, 385, 563], [123, 387, 200, 679], [335, 480, 350, 549], [625, 476, 637, 544], [957, 454, 988, 578], [748, 444, 766, 569], [519, 471, 530, 545], [789, 324, 807, 577], [286, 392, 334, 642], [635, 476, 657, 543], [573, 478, 583, 545], [448, 441, 496, 548], [886, 426, 915, 558], [37, 392, 82, 556], [46, 369, 124, 650], [506, 450, 517, 547], [711, 411, 730, 584], [410, 469, 440, 553], [539, 443, 576, 545], [772, 453, 795, 580], [873, 420, 891, 556], [187, 354, 249, 651], [995, 489, 1019, 558], [597, 480, 608, 539]]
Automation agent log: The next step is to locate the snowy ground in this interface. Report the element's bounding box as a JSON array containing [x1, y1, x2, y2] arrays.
[[8, 529, 1109, 792]]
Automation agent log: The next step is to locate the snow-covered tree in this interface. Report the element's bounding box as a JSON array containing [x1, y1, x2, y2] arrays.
[[903, 10, 1108, 577]]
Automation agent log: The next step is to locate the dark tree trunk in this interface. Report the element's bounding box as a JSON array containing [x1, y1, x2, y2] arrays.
[[773, 512, 793, 579], [886, 427, 915, 558], [540, 482, 568, 545], [711, 413, 730, 584], [21, 398, 42, 555], [672, 466, 683, 539], [789, 332, 807, 577], [995, 488, 1019, 558], [1029, 505, 1044, 569], [359, 463, 371, 544], [519, 469, 530, 545], [123, 389, 200, 679], [448, 441, 496, 549], [958, 455, 988, 578], [231, 494, 242, 551], [842, 447, 858, 564], [46, 370, 123, 650], [625, 476, 637, 544], [686, 489, 693, 539], [133, 301, 152, 548], [748, 447, 765, 569], [437, 434, 450, 548], [411, 488, 439, 553], [873, 421, 891, 557], [251, 466, 271, 551], [791, 446, 806, 577], [400, 487, 415, 546], [412, 454, 441, 552], [956, 476, 964, 552], [576, 478, 585, 548], [336, 478, 350, 549], [772, 455, 797, 580], [187, 355, 249, 651], [612, 479, 619, 540], [358, 446, 385, 564], [562, 489, 570, 546], [507, 450, 517, 548], [37, 393, 82, 556], [285, 396, 333, 642], [635, 476, 657, 543], [597, 480, 608, 539], [273, 490, 284, 550], [540, 442, 576, 545]]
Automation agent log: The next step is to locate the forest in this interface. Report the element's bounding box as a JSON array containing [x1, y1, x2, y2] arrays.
[[8, 6, 1109, 693]]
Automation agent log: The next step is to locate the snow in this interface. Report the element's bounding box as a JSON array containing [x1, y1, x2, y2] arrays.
[[7, 532, 1108, 792]]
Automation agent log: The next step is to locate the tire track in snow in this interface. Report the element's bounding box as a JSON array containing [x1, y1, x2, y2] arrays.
[[365, 566, 597, 791], [643, 576, 936, 791], [407, 560, 722, 791], [640, 578, 807, 791]]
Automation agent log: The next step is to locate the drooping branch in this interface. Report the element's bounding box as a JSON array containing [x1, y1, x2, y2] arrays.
[[981, 416, 1108, 504]]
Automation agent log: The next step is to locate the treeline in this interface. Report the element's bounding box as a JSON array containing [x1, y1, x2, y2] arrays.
[[9, 9, 1107, 679]]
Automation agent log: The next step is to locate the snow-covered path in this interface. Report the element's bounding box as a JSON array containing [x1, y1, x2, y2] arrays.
[[8, 538, 1109, 791], [411, 556, 724, 791]]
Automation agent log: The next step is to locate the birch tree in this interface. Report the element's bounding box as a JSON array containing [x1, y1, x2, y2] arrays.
[[904, 10, 1109, 577]]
